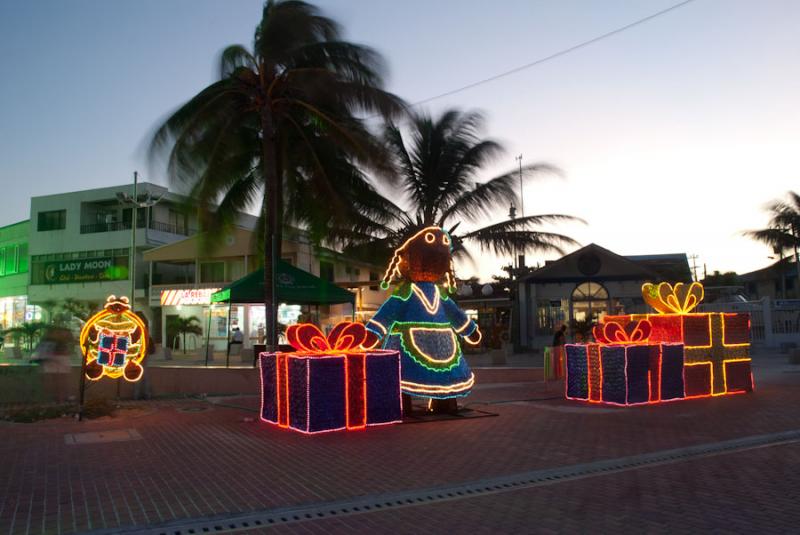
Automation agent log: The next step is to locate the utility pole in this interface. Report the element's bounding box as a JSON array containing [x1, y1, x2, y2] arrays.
[[688, 254, 699, 282], [130, 171, 138, 303], [511, 155, 523, 355], [515, 154, 524, 217], [116, 172, 162, 309]]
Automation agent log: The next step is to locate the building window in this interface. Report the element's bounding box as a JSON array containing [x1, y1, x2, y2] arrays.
[[228, 259, 245, 281], [369, 271, 379, 291], [571, 282, 609, 323], [319, 261, 334, 282], [17, 243, 28, 273], [200, 262, 226, 283], [4, 245, 18, 275], [537, 299, 565, 333], [168, 209, 187, 234], [37, 210, 66, 231]]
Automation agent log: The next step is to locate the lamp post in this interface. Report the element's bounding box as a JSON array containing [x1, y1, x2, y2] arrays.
[[116, 172, 162, 309], [508, 203, 517, 272], [508, 203, 520, 353]]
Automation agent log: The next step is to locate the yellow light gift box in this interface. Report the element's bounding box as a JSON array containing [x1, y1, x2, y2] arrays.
[[603, 282, 753, 397]]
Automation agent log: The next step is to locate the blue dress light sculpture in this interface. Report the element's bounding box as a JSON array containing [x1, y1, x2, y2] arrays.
[[365, 227, 481, 403]]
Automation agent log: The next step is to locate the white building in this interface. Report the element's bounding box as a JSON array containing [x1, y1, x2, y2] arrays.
[[21, 181, 386, 357], [27, 182, 198, 317], [517, 244, 692, 349]]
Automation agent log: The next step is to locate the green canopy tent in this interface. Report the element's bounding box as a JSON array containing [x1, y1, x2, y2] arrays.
[[206, 260, 355, 366], [210, 259, 355, 305]]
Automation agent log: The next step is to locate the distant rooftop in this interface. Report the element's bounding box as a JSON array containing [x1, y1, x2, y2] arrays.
[[625, 252, 692, 282], [625, 253, 688, 261]]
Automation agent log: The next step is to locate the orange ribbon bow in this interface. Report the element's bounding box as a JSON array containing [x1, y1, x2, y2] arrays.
[[593, 319, 652, 345], [286, 322, 367, 353]]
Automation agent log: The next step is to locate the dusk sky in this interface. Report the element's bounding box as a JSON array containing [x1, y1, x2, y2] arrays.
[[1, 0, 797, 280]]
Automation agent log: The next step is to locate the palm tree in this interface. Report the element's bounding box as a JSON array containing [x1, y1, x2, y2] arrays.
[[148, 0, 404, 350], [343, 109, 582, 266], [167, 316, 203, 354], [744, 191, 800, 297], [3, 322, 48, 355]]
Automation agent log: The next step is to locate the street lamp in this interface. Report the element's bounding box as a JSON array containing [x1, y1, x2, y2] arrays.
[[116, 171, 163, 309]]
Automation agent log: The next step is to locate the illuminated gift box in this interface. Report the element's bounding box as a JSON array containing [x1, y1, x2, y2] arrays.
[[259, 322, 402, 434], [603, 282, 753, 397], [565, 320, 685, 405], [97, 332, 129, 367]]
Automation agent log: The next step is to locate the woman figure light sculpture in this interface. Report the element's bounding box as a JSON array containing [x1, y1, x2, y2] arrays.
[[365, 226, 481, 412]]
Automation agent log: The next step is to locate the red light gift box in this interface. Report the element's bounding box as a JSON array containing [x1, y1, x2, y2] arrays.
[[259, 322, 402, 434], [602, 282, 753, 397]]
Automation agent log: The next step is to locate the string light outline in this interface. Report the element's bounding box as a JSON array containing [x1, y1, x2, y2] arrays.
[[258, 328, 403, 434], [79, 295, 147, 382]]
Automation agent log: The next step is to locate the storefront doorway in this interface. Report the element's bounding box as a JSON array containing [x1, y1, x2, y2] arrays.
[[570, 282, 609, 325]]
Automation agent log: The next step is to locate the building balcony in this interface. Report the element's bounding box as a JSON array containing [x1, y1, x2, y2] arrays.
[[80, 220, 191, 236]]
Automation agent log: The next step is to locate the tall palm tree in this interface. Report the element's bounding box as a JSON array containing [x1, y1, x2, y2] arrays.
[[343, 109, 582, 267], [744, 191, 800, 295], [148, 0, 404, 350]]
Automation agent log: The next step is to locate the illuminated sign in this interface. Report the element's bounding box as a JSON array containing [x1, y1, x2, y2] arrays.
[[43, 257, 127, 284], [160, 288, 220, 306]]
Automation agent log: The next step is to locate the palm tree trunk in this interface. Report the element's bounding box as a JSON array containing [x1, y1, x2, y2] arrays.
[[261, 104, 280, 352], [780, 249, 787, 299], [793, 224, 800, 298]]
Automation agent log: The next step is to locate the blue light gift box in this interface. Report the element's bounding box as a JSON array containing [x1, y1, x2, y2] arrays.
[[97, 332, 129, 367], [565, 319, 685, 406], [259, 322, 402, 434]]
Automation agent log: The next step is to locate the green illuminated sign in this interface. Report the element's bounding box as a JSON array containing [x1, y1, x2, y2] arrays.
[[43, 257, 128, 284]]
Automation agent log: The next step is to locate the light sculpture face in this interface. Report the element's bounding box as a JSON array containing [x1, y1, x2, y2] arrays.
[[382, 226, 456, 290]]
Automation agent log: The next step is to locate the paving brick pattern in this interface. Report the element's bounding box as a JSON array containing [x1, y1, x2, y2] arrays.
[[265, 443, 800, 534], [2, 357, 800, 533]]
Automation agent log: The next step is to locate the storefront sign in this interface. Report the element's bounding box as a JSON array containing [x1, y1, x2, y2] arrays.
[[160, 288, 220, 306], [43, 257, 126, 284]]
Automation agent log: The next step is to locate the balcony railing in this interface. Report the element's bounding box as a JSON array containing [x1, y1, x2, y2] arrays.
[[149, 221, 189, 235], [80, 220, 190, 236], [80, 221, 134, 233]]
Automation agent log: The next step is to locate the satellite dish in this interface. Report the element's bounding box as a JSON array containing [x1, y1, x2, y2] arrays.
[[481, 284, 493, 296], [225, 235, 235, 246], [459, 284, 472, 297]]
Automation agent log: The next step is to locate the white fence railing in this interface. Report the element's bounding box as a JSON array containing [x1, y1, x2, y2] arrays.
[[699, 297, 800, 347]]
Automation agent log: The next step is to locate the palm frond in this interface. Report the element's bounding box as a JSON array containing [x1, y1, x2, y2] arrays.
[[219, 45, 257, 78], [460, 216, 581, 256], [438, 163, 561, 225], [742, 228, 797, 252]]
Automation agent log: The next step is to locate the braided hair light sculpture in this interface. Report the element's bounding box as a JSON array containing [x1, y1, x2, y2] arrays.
[[365, 226, 481, 399]]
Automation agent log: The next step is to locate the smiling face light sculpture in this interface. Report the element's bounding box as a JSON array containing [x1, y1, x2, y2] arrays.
[[365, 226, 481, 399], [80, 295, 148, 382]]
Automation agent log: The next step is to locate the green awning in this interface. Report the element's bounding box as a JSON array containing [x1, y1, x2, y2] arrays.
[[210, 260, 355, 305]]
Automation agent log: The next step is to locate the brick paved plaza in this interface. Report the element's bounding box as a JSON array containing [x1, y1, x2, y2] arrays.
[[3, 354, 800, 534]]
